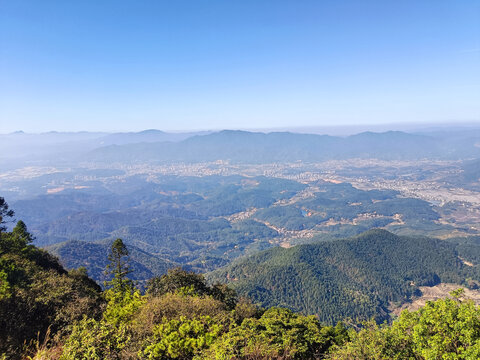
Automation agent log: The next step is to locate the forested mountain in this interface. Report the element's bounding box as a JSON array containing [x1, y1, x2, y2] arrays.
[[208, 229, 480, 323], [0, 219, 103, 356]]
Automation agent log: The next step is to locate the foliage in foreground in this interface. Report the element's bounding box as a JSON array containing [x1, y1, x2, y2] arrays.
[[59, 262, 347, 360], [0, 216, 102, 358], [52, 275, 480, 360], [329, 289, 480, 360]]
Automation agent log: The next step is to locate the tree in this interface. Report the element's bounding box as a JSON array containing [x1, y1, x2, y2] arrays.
[[105, 238, 132, 293], [146, 267, 238, 310], [147, 267, 209, 297], [61, 239, 143, 359], [0, 197, 14, 233], [0, 220, 34, 255]]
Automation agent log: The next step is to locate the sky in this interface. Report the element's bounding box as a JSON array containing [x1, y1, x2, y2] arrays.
[[0, 0, 479, 133]]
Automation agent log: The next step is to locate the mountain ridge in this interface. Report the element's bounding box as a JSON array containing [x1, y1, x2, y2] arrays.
[[207, 229, 479, 323], [86, 130, 475, 163]]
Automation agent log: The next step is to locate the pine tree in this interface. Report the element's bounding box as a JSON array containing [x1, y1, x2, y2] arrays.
[[0, 197, 14, 233], [105, 238, 132, 293]]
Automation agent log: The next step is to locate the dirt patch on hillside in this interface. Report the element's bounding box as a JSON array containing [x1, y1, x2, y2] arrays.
[[390, 283, 480, 316]]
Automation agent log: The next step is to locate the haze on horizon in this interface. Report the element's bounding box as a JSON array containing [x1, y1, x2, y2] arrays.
[[4, 121, 480, 138], [1, 0, 479, 133]]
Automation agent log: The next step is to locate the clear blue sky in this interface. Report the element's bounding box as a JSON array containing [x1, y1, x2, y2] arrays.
[[0, 0, 479, 133]]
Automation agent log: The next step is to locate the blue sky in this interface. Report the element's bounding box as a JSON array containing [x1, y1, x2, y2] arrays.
[[0, 0, 479, 133]]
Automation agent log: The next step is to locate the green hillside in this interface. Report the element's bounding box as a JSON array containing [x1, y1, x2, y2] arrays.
[[0, 220, 102, 356], [208, 229, 480, 323]]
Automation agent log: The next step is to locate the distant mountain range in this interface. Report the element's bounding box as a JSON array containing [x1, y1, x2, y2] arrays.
[[3, 128, 480, 166], [86, 130, 480, 163], [207, 229, 480, 323], [0, 129, 208, 165]]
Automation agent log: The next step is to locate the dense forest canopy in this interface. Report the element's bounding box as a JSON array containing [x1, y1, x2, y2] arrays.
[[208, 229, 480, 323]]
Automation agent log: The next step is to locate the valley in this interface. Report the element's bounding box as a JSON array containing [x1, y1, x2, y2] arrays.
[[3, 129, 480, 322]]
